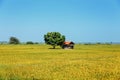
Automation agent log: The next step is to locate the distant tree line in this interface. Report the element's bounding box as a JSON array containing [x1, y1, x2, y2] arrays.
[[0, 32, 66, 49], [0, 37, 40, 45], [0, 31, 115, 49], [79, 42, 113, 45], [0, 32, 66, 47]]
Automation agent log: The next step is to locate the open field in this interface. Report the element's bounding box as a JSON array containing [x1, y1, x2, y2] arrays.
[[0, 44, 120, 80]]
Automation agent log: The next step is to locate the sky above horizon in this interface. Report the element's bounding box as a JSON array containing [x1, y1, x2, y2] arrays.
[[0, 0, 120, 43]]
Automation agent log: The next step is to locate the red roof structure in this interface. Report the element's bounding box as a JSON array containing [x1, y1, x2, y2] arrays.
[[64, 42, 71, 45], [62, 41, 75, 49]]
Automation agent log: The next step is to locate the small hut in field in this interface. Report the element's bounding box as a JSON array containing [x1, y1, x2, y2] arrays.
[[62, 41, 75, 49]]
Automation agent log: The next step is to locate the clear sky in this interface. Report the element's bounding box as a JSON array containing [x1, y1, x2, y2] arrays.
[[0, 0, 120, 43]]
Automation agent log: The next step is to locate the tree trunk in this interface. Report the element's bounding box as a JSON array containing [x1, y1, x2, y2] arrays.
[[53, 45, 56, 49]]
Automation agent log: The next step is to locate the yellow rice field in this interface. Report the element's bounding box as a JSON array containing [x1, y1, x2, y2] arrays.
[[0, 44, 120, 80]]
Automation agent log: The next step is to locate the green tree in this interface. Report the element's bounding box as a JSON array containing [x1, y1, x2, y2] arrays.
[[9, 37, 20, 44], [26, 41, 34, 44], [44, 32, 65, 49]]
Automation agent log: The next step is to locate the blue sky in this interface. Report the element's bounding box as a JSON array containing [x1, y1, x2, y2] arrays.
[[0, 0, 120, 43]]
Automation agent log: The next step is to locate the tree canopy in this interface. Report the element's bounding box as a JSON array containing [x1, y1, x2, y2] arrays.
[[44, 32, 65, 49], [9, 37, 20, 44]]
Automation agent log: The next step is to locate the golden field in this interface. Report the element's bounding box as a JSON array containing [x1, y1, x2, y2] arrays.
[[0, 44, 120, 80]]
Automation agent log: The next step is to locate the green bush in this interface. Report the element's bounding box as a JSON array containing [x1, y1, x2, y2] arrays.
[[9, 37, 20, 44], [26, 41, 34, 44]]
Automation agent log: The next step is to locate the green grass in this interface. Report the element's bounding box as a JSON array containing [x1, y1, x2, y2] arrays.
[[0, 44, 120, 80]]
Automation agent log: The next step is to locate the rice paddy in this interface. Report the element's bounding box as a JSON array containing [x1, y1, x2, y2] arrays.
[[0, 44, 120, 80]]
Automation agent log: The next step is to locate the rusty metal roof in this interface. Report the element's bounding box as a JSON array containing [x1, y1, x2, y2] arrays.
[[64, 41, 74, 45]]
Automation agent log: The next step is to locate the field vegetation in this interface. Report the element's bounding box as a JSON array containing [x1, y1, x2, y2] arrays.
[[0, 44, 120, 80]]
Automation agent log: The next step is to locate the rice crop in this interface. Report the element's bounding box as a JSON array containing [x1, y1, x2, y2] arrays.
[[0, 44, 120, 80]]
